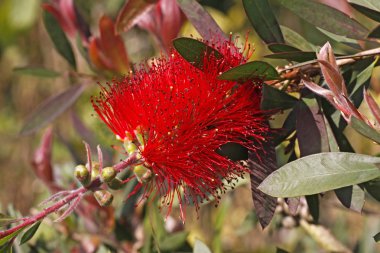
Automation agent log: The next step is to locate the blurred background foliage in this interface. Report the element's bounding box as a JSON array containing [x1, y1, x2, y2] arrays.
[[0, 0, 379, 252]]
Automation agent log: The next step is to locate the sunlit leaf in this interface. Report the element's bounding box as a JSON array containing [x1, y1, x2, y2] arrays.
[[0, 227, 26, 247], [349, 0, 380, 11], [258, 152, 380, 197], [13, 67, 60, 78], [243, 0, 284, 44], [218, 61, 279, 82], [350, 58, 378, 96], [173, 37, 222, 70], [43, 11, 76, 68], [275, 0, 368, 39], [280, 26, 315, 51], [193, 239, 211, 253], [177, 0, 225, 41], [19, 221, 42, 245], [261, 84, 298, 110], [349, 1, 380, 22], [350, 117, 380, 144], [20, 85, 85, 135]]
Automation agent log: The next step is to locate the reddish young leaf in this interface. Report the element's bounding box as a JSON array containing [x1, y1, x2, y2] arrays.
[[364, 89, 380, 125], [135, 0, 185, 53], [115, 0, 158, 33], [248, 138, 277, 229]]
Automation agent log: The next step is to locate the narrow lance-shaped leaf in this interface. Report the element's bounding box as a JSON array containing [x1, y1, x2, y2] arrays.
[[350, 116, 380, 144], [20, 85, 86, 135], [13, 67, 61, 78], [248, 137, 278, 229], [43, 11, 76, 68], [258, 152, 380, 198], [364, 89, 380, 125], [334, 185, 365, 213], [20, 221, 42, 245], [275, 0, 368, 39], [0, 214, 19, 228], [218, 61, 279, 82], [349, 1, 380, 22], [243, 0, 284, 44], [176, 0, 225, 41], [115, 0, 157, 33], [261, 84, 298, 110], [374, 232, 380, 242], [280, 26, 315, 51]]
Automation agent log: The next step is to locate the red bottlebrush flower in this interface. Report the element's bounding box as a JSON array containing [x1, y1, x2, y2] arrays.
[[92, 38, 268, 218]]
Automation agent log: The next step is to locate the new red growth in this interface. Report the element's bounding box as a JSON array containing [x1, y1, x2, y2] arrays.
[[92, 38, 268, 218]]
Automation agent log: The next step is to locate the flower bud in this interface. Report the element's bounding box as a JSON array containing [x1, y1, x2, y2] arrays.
[[123, 140, 138, 155], [133, 165, 153, 183], [101, 167, 117, 182], [90, 162, 100, 181], [94, 190, 114, 206], [74, 165, 91, 186], [107, 178, 124, 190]]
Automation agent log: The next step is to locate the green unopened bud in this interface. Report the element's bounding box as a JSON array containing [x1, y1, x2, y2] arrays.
[[107, 178, 124, 190], [94, 190, 114, 206], [123, 140, 138, 155], [74, 165, 91, 186], [134, 126, 147, 147], [101, 167, 117, 182], [91, 162, 100, 181], [133, 165, 153, 183]]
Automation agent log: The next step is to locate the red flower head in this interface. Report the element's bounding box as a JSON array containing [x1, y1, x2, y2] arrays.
[[92, 38, 268, 219]]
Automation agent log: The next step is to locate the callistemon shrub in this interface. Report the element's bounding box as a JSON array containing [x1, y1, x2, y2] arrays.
[[92, 38, 268, 218]]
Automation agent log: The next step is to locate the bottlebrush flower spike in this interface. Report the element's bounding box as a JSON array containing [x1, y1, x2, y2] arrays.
[[92, 38, 268, 219], [42, 0, 90, 44]]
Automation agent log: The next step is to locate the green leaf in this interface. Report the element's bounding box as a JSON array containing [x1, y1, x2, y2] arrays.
[[0, 214, 18, 228], [159, 232, 188, 251], [176, 0, 225, 41], [267, 43, 301, 53], [374, 231, 380, 242], [173, 37, 222, 70], [368, 25, 380, 38], [218, 61, 279, 82], [43, 11, 76, 68], [350, 58, 378, 96], [281, 26, 315, 51], [335, 185, 365, 212], [13, 67, 60, 78], [317, 28, 359, 46], [364, 179, 380, 201], [19, 221, 42, 245], [0, 227, 26, 247], [306, 195, 319, 222], [258, 152, 380, 197], [276, 248, 289, 253], [349, 0, 380, 11], [261, 84, 299, 110], [265, 51, 316, 62], [243, 0, 284, 44], [350, 117, 380, 144], [193, 239, 211, 253], [20, 85, 85, 135], [0, 242, 13, 253], [275, 0, 368, 39], [349, 1, 380, 22]]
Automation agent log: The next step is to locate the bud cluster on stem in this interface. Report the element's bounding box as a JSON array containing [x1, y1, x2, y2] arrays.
[[0, 151, 139, 240]]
